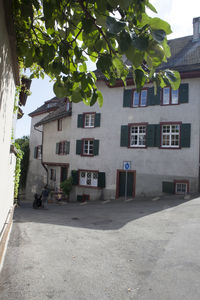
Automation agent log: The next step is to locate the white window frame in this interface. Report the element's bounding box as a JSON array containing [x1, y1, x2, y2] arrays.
[[175, 182, 188, 194], [79, 171, 98, 187], [161, 124, 180, 148], [83, 139, 94, 155], [133, 89, 147, 107], [84, 113, 95, 128], [130, 125, 146, 148], [163, 87, 179, 105]]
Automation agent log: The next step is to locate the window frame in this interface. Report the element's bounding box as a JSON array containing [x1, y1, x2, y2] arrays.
[[83, 112, 96, 128], [35, 145, 42, 159], [128, 123, 148, 149], [160, 122, 181, 149], [162, 87, 179, 106], [82, 138, 94, 156], [132, 88, 148, 108], [174, 180, 189, 195], [57, 119, 62, 131], [78, 169, 99, 188], [57, 140, 69, 155]]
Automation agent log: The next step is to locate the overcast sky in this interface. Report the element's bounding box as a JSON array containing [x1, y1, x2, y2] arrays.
[[16, 0, 200, 138]]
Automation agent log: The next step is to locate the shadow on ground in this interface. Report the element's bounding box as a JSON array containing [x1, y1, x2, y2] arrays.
[[14, 195, 198, 231]]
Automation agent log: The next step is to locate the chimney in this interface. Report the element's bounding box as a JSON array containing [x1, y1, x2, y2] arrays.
[[193, 17, 200, 41]]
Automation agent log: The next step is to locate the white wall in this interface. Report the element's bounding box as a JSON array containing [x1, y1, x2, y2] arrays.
[[0, 0, 17, 235]]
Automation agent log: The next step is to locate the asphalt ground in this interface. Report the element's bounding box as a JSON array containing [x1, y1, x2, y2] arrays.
[[0, 196, 200, 300]]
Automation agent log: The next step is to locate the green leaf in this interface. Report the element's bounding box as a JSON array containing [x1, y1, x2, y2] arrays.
[[118, 30, 132, 53], [53, 81, 67, 98], [125, 45, 144, 68], [134, 69, 146, 90], [152, 29, 166, 43], [97, 90, 103, 107], [106, 16, 126, 34], [149, 18, 172, 35], [165, 70, 181, 90], [146, 1, 157, 13], [79, 62, 87, 72], [131, 34, 149, 51]]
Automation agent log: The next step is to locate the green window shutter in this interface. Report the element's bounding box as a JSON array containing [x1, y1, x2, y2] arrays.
[[95, 113, 101, 127], [76, 140, 82, 155], [147, 87, 161, 105], [120, 125, 129, 147], [123, 89, 132, 107], [146, 125, 156, 147], [155, 124, 161, 147], [56, 142, 59, 154], [77, 195, 83, 202], [40, 145, 43, 154], [34, 146, 37, 158], [98, 172, 106, 188], [162, 182, 174, 193], [71, 170, 79, 185], [181, 123, 191, 148], [146, 124, 160, 147], [94, 139, 99, 156], [179, 83, 189, 103], [77, 114, 83, 128]]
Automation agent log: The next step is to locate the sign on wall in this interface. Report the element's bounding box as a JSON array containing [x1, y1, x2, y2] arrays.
[[123, 161, 131, 170]]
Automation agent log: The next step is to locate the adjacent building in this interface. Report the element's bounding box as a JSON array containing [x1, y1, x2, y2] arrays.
[[27, 17, 200, 201]]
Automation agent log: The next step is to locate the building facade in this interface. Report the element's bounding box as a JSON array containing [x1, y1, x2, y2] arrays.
[[29, 18, 200, 202]]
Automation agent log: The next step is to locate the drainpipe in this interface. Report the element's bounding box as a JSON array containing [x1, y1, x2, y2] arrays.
[[34, 125, 49, 186]]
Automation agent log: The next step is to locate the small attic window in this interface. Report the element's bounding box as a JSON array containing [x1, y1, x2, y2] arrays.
[[47, 102, 57, 108]]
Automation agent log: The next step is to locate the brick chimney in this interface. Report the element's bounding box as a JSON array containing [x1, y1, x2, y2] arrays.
[[193, 17, 200, 41]]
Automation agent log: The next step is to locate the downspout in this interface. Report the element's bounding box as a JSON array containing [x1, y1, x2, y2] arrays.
[[34, 125, 49, 186]]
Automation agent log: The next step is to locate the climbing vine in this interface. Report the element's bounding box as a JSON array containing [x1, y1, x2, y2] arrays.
[[13, 142, 23, 200]]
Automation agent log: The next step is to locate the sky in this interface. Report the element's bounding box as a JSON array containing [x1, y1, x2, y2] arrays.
[[15, 0, 200, 138]]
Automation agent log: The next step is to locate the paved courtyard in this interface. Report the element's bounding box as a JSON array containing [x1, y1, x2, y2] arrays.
[[1, 196, 200, 300]]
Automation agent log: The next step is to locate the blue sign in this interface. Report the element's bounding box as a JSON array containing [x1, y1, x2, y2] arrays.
[[123, 161, 131, 170]]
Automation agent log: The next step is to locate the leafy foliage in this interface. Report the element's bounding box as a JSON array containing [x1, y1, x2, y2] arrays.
[[13, 142, 23, 199], [60, 176, 73, 196], [15, 136, 30, 189], [13, 0, 180, 106]]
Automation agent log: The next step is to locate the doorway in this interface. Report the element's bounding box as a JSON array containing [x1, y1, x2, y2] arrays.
[[116, 170, 136, 199], [60, 166, 68, 183]]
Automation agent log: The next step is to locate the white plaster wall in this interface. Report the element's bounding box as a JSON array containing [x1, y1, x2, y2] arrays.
[[25, 114, 48, 200], [0, 0, 17, 235], [42, 78, 200, 200]]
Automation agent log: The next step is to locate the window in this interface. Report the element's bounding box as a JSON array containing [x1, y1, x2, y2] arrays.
[[56, 141, 70, 155], [83, 139, 94, 155], [34, 145, 42, 159], [161, 124, 180, 148], [57, 119, 62, 131], [84, 113, 95, 128], [50, 169, 56, 181], [130, 125, 146, 147], [79, 171, 98, 187], [175, 181, 189, 194], [162, 87, 178, 105], [133, 89, 147, 107]]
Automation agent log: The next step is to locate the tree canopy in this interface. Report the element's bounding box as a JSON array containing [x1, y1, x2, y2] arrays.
[[13, 0, 180, 107]]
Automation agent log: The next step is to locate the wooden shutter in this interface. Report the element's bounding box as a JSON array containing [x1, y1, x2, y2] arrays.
[[98, 172, 106, 188], [147, 87, 161, 105], [76, 140, 82, 155], [34, 146, 38, 158], [71, 170, 79, 185], [181, 123, 191, 148], [40, 145, 43, 154], [162, 182, 174, 193], [146, 124, 160, 147], [93, 140, 99, 155], [179, 83, 189, 103], [56, 142, 59, 154], [120, 125, 129, 147], [123, 89, 132, 107], [146, 125, 156, 147], [95, 113, 101, 127], [77, 114, 83, 128]]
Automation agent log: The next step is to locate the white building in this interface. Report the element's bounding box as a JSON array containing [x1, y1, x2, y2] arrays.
[[0, 0, 20, 265], [28, 17, 200, 202]]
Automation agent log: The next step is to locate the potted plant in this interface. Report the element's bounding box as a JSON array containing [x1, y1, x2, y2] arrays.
[[19, 76, 32, 106]]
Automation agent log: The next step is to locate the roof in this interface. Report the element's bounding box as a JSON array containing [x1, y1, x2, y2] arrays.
[[29, 97, 66, 117], [34, 102, 72, 127], [159, 35, 200, 72]]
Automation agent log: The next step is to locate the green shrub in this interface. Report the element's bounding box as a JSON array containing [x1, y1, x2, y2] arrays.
[[60, 176, 73, 196]]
